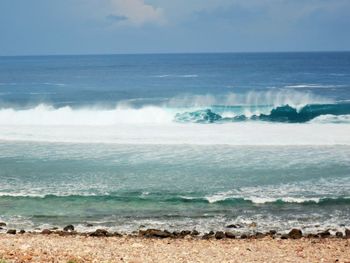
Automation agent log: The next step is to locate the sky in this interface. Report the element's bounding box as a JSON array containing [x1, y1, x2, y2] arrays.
[[0, 0, 349, 55]]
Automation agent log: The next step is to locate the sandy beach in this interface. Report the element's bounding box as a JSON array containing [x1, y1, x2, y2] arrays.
[[0, 233, 349, 263]]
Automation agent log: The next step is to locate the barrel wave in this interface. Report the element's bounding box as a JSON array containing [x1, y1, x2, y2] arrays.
[[175, 103, 350, 123]]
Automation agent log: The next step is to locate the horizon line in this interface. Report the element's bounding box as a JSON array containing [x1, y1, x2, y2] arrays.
[[1, 50, 350, 58]]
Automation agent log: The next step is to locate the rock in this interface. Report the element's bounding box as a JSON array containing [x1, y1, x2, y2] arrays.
[[254, 232, 265, 239], [269, 230, 277, 236], [226, 224, 238, 229], [281, 234, 289, 239], [215, 231, 225, 239], [240, 234, 248, 239], [306, 233, 319, 238], [63, 224, 74, 232], [202, 231, 215, 240], [180, 230, 191, 237], [345, 229, 350, 238], [202, 234, 213, 240], [7, 229, 16, 235], [0, 222, 6, 227], [113, 232, 123, 237], [288, 229, 302, 239], [90, 229, 109, 237], [172, 231, 180, 237], [139, 229, 172, 238], [86, 223, 93, 227], [41, 229, 52, 235], [319, 230, 331, 238], [191, 230, 200, 236], [19, 230, 26, 234], [335, 231, 343, 238], [51, 227, 59, 230], [225, 231, 236, 239], [173, 230, 191, 238]]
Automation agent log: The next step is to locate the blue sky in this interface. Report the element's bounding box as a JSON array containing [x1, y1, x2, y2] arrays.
[[0, 0, 349, 55]]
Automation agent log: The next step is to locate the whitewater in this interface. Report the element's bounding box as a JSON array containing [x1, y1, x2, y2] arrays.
[[0, 100, 349, 145]]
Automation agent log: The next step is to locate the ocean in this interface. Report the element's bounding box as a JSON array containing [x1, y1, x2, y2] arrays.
[[0, 52, 349, 234]]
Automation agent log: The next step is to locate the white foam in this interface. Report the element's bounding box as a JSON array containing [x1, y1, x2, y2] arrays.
[[310, 114, 350, 124], [285, 84, 344, 89], [0, 121, 349, 145], [167, 90, 330, 109], [0, 104, 174, 126], [153, 74, 198, 78], [0, 89, 347, 146]]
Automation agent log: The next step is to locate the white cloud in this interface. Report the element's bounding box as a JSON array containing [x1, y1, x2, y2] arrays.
[[109, 0, 165, 26]]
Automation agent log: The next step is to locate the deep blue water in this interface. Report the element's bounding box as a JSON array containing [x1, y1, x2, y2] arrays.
[[1, 52, 350, 107], [0, 52, 349, 234]]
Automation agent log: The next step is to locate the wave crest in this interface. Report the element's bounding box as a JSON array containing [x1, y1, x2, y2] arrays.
[[175, 103, 350, 123]]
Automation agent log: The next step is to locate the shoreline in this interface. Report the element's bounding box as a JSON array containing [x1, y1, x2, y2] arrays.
[[0, 233, 349, 263], [1, 222, 349, 239]]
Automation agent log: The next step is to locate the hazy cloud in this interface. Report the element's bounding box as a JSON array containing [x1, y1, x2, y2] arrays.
[[109, 0, 165, 26], [0, 0, 349, 55]]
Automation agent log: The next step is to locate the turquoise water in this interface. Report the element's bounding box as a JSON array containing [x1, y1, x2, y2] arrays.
[[1, 142, 349, 233], [0, 52, 350, 233]]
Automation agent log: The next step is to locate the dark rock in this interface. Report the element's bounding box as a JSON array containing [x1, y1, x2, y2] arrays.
[[0, 227, 3, 230], [63, 224, 74, 232], [345, 229, 350, 238], [225, 231, 236, 239], [90, 229, 109, 237], [191, 230, 200, 236], [172, 231, 180, 237], [202, 233, 213, 240], [0, 222, 6, 227], [7, 229, 16, 235], [240, 234, 248, 239], [139, 229, 172, 238], [113, 232, 123, 237], [281, 234, 289, 239], [319, 230, 331, 238], [180, 230, 191, 237], [306, 233, 319, 238], [269, 230, 277, 236], [202, 231, 215, 240], [288, 229, 302, 239], [336, 232, 343, 238], [51, 227, 59, 230], [215, 231, 225, 239], [19, 230, 25, 234], [173, 230, 191, 238], [41, 229, 52, 235], [86, 223, 93, 227], [226, 224, 238, 229], [254, 232, 265, 239]]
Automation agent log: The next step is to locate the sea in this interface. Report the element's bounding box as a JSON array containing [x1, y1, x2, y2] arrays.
[[0, 52, 349, 234]]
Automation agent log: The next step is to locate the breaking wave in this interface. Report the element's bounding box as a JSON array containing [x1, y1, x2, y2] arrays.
[[0, 91, 349, 144], [175, 103, 350, 123], [0, 194, 349, 206]]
